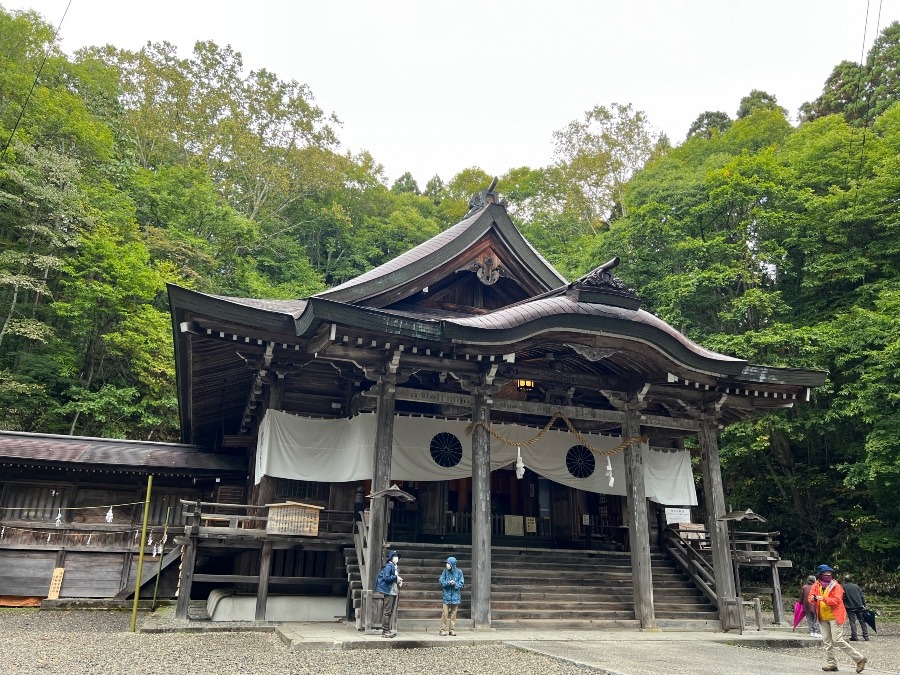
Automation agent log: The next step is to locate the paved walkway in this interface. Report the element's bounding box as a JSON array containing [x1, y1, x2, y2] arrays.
[[141, 608, 895, 675], [267, 623, 896, 674]]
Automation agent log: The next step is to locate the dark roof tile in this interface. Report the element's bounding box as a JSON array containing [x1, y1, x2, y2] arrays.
[[0, 432, 246, 474]]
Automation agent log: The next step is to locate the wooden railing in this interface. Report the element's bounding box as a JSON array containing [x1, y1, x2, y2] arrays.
[[730, 530, 781, 562], [665, 525, 790, 629], [354, 511, 368, 591], [664, 527, 718, 606], [177, 500, 354, 535]]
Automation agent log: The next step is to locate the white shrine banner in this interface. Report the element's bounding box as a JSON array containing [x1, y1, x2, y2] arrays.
[[256, 410, 697, 505]]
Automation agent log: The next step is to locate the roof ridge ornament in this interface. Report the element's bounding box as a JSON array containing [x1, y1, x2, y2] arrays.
[[569, 256, 640, 310], [467, 177, 507, 214]]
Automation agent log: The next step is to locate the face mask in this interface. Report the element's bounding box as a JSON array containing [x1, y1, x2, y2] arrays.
[[446, 563, 452, 569], [391, 556, 399, 564], [821, 574, 833, 583]]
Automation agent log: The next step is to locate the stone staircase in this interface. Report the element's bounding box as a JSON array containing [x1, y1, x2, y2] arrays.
[[345, 543, 720, 631]]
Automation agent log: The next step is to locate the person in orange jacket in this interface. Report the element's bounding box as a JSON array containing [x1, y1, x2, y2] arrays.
[[809, 564, 867, 672]]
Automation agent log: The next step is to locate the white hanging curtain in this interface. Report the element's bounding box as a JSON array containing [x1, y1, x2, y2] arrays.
[[256, 410, 697, 505]]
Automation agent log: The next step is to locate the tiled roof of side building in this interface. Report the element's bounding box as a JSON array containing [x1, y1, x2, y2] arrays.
[[0, 431, 246, 474]]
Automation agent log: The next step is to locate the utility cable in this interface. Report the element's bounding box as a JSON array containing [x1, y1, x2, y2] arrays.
[[0, 0, 73, 159], [851, 0, 884, 203]]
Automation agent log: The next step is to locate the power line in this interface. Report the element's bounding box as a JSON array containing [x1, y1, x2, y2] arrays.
[[0, 0, 73, 159], [851, 0, 884, 202]]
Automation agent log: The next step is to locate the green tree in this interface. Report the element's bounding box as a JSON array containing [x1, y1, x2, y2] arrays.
[[552, 102, 657, 223], [390, 171, 420, 195], [800, 21, 900, 125], [686, 111, 732, 139], [736, 89, 787, 119]]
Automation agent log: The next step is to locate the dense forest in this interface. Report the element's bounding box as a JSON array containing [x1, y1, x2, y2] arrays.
[[1, 7, 899, 587]]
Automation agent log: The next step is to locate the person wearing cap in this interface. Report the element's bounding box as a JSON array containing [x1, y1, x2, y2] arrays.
[[375, 550, 403, 638], [809, 564, 867, 672], [801, 574, 822, 638], [438, 556, 465, 636]]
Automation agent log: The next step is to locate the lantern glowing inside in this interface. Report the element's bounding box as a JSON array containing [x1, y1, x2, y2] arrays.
[[516, 378, 535, 392]]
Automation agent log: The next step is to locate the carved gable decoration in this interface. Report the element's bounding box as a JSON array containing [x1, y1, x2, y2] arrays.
[[457, 247, 506, 286], [466, 177, 508, 214], [569, 256, 640, 310]]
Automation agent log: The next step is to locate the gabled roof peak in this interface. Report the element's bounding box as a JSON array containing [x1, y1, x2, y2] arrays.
[[465, 177, 508, 217]]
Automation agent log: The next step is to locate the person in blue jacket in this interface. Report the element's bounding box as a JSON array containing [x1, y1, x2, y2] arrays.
[[438, 556, 464, 636], [375, 550, 402, 638]]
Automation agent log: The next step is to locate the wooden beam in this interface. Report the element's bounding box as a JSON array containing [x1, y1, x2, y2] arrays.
[[639, 412, 700, 432], [497, 363, 632, 392], [113, 546, 182, 601], [321, 345, 484, 377], [364, 387, 703, 432], [493, 398, 623, 423]]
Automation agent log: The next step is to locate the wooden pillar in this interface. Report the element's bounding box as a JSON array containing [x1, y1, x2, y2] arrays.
[[364, 373, 397, 629], [699, 420, 740, 630], [771, 563, 785, 625], [175, 501, 200, 620], [623, 405, 655, 628], [255, 541, 273, 621], [175, 538, 197, 619], [471, 390, 492, 629]]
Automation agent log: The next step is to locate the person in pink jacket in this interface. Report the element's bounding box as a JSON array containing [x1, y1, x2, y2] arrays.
[[809, 564, 867, 672]]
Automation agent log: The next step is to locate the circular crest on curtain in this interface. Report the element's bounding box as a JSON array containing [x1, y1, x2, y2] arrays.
[[430, 432, 463, 468], [566, 444, 595, 478]]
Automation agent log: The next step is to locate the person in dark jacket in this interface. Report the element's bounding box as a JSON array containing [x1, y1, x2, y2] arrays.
[[375, 550, 402, 638], [438, 556, 465, 636], [801, 574, 822, 637], [843, 574, 870, 641]]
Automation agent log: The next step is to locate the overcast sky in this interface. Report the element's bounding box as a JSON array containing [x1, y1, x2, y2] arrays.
[[7, 0, 900, 186]]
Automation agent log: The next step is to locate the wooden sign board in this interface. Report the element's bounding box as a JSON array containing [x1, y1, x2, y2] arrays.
[[266, 501, 324, 536], [665, 507, 691, 525], [525, 516, 537, 533], [504, 515, 524, 536], [47, 567, 65, 600]]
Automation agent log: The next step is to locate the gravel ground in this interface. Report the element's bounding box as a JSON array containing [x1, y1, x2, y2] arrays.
[[750, 621, 900, 672], [4, 608, 898, 675], [0, 609, 602, 675]]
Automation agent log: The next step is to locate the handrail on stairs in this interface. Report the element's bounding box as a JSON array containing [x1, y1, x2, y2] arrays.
[[354, 510, 368, 590], [664, 527, 718, 607]]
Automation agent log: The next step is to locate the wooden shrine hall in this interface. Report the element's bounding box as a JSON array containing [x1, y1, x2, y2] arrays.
[[168, 182, 826, 630]]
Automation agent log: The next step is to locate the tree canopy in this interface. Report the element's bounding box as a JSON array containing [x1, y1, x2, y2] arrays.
[[2, 6, 900, 587]]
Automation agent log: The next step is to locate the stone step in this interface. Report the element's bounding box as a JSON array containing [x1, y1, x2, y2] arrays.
[[346, 547, 669, 560], [490, 608, 638, 620], [490, 618, 642, 630], [344, 542, 717, 625], [348, 565, 689, 582], [348, 580, 703, 597]]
